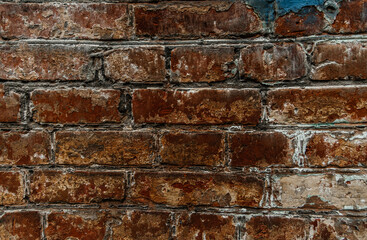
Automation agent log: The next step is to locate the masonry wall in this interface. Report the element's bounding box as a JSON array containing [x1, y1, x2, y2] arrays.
[[0, 0, 367, 239]]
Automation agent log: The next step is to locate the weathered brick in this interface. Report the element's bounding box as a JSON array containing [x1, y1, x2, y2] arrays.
[[31, 89, 121, 124], [229, 132, 293, 167], [0, 3, 130, 40], [134, 2, 262, 39], [244, 216, 307, 240], [45, 211, 111, 240], [175, 213, 235, 240], [104, 47, 166, 82], [0, 131, 50, 165], [132, 89, 261, 125], [130, 172, 264, 207], [160, 132, 224, 166], [275, 6, 325, 37], [273, 174, 367, 209], [306, 132, 367, 167], [311, 42, 367, 80], [30, 171, 125, 203], [0, 212, 41, 240], [0, 171, 24, 205], [240, 43, 306, 82], [0, 44, 91, 81], [170, 47, 236, 82], [331, 0, 367, 34], [267, 87, 367, 124], [111, 211, 170, 240], [0, 85, 20, 122], [55, 131, 155, 166]]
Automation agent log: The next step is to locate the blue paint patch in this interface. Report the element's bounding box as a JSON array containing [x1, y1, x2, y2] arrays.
[[276, 0, 324, 16], [246, 0, 275, 22]]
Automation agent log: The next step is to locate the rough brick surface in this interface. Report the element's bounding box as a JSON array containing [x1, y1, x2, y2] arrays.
[[0, 85, 20, 123], [331, 0, 367, 34], [0, 172, 24, 205], [31, 89, 121, 124], [132, 89, 261, 125], [130, 172, 264, 207], [0, 212, 41, 240], [30, 171, 125, 203]]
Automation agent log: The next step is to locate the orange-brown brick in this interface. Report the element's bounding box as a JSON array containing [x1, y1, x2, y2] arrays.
[[275, 7, 325, 37], [229, 132, 293, 167], [104, 47, 166, 82], [0, 131, 50, 166], [160, 132, 224, 166], [130, 172, 264, 207], [0, 171, 24, 205], [175, 213, 236, 240], [267, 87, 367, 124], [0, 3, 130, 40], [30, 171, 125, 203], [331, 0, 367, 34], [134, 2, 262, 39], [240, 43, 306, 82], [31, 89, 121, 124], [132, 89, 261, 125], [55, 131, 155, 166], [111, 211, 170, 240], [0, 85, 20, 122], [0, 212, 41, 240], [311, 42, 367, 80], [170, 47, 236, 82], [0, 44, 91, 81], [306, 132, 367, 167]]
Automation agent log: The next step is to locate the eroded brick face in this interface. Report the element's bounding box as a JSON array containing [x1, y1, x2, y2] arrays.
[[0, 212, 41, 240], [0, 85, 20, 122], [0, 171, 24, 205]]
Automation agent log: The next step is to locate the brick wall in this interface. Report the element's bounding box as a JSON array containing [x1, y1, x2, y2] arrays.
[[1, 0, 367, 239]]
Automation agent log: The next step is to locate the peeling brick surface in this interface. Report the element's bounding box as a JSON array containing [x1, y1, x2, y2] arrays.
[[0, 85, 20, 123], [0, 171, 24, 205]]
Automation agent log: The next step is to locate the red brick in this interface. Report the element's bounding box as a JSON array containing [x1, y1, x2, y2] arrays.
[[0, 212, 41, 240], [31, 89, 121, 124], [45, 211, 112, 240], [311, 42, 367, 80], [229, 132, 293, 167], [306, 132, 367, 167], [267, 87, 367, 124], [0, 131, 50, 166], [55, 131, 155, 166], [134, 2, 262, 39], [275, 6, 325, 37], [104, 47, 166, 82], [0, 85, 20, 122], [0, 3, 130, 40], [175, 213, 235, 240], [240, 43, 306, 82], [244, 216, 307, 240], [170, 47, 236, 82], [0, 171, 24, 205], [331, 0, 367, 34], [111, 211, 170, 240], [160, 132, 224, 166], [130, 172, 264, 207], [30, 171, 125, 203], [273, 174, 367, 210], [0, 44, 91, 81], [132, 89, 261, 125]]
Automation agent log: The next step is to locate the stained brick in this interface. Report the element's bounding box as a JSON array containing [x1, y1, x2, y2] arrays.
[[240, 43, 307, 82], [130, 172, 264, 207], [31, 89, 121, 124], [0, 3, 130, 40], [0, 85, 20, 122], [170, 47, 236, 82], [0, 171, 24, 205], [331, 0, 367, 34], [132, 89, 261, 125], [160, 132, 224, 166], [267, 87, 367, 124], [175, 213, 236, 240], [229, 132, 293, 167], [104, 47, 166, 82], [0, 131, 50, 165], [0, 212, 41, 240], [55, 131, 155, 166], [134, 2, 262, 39], [30, 171, 125, 203]]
